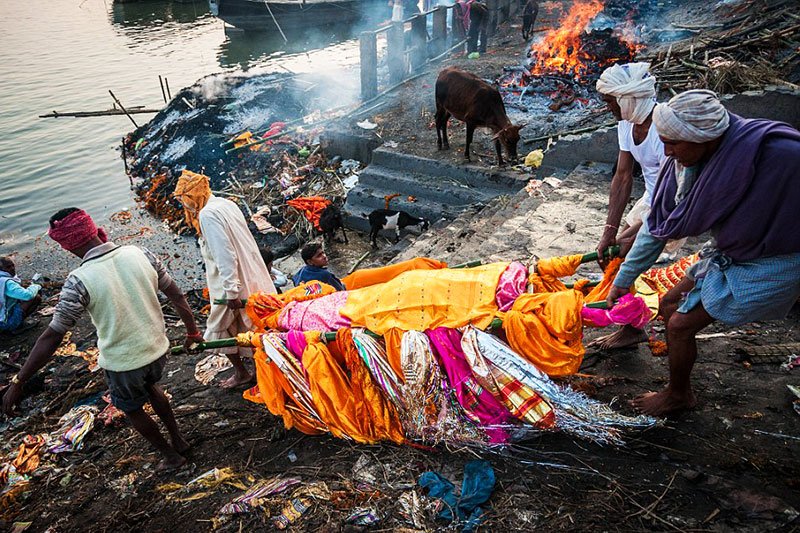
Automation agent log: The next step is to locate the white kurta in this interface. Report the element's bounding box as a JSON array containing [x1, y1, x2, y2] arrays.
[[199, 195, 276, 353]]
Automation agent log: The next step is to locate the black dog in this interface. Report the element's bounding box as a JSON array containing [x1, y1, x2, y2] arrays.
[[366, 208, 429, 248], [319, 204, 348, 244]]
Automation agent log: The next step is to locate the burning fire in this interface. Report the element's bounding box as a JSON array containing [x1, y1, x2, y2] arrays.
[[528, 0, 640, 80]]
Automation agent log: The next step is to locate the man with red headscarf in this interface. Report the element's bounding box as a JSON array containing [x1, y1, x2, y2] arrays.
[[2, 208, 201, 471]]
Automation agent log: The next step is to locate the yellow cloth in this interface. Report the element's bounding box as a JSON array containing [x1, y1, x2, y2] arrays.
[[585, 258, 623, 302], [173, 170, 211, 234], [529, 254, 584, 293], [341, 262, 510, 335], [530, 255, 624, 302], [303, 333, 366, 441], [500, 290, 585, 377], [524, 149, 544, 168], [341, 257, 448, 290]]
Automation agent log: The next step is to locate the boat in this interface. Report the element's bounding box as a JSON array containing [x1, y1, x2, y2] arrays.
[[209, 0, 392, 33]]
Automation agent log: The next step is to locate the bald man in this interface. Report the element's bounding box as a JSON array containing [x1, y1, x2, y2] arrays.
[[606, 89, 800, 416]]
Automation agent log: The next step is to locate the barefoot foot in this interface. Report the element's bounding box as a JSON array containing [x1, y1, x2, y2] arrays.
[[156, 453, 187, 472], [631, 388, 697, 417], [220, 371, 255, 390], [588, 325, 647, 350]]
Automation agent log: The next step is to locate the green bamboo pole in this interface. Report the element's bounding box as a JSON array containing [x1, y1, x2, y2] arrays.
[[580, 245, 620, 264], [451, 260, 482, 269], [564, 280, 601, 289], [212, 298, 248, 305], [171, 337, 239, 355]]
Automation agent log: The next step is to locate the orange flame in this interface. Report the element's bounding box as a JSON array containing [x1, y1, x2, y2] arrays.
[[529, 0, 605, 79]]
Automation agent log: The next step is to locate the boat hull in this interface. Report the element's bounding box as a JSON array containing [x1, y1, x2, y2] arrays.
[[211, 0, 389, 32]]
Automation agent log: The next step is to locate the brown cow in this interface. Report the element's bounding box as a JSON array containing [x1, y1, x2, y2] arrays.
[[435, 66, 524, 166]]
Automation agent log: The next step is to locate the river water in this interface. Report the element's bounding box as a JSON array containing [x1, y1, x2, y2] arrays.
[[0, 0, 379, 253]]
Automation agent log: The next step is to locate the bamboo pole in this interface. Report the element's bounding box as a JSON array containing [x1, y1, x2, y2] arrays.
[[174, 299, 612, 354], [39, 108, 161, 119], [108, 90, 139, 128], [580, 245, 620, 263], [158, 75, 167, 104]]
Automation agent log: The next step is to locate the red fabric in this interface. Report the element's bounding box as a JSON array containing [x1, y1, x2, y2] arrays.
[[47, 210, 108, 251], [286, 197, 332, 231]]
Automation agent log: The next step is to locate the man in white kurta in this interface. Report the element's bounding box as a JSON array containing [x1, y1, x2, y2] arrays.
[[174, 171, 276, 388], [200, 195, 276, 387]]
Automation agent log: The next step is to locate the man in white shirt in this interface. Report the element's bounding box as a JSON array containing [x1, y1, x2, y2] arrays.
[[592, 63, 682, 350], [173, 171, 276, 389]]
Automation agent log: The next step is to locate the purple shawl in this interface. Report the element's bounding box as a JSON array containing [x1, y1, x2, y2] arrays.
[[648, 114, 800, 261]]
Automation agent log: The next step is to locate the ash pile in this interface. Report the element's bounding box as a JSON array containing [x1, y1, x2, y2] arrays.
[[122, 71, 362, 256]]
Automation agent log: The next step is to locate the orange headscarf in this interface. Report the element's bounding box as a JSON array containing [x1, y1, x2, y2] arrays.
[[173, 170, 212, 234]]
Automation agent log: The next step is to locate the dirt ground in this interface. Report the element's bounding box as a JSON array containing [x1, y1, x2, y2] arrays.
[[2, 1, 800, 532]]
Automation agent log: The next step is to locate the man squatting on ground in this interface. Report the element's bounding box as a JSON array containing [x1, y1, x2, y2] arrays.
[[173, 171, 276, 389], [1, 209, 201, 470], [593, 62, 686, 350], [0, 256, 42, 333], [606, 89, 800, 416]]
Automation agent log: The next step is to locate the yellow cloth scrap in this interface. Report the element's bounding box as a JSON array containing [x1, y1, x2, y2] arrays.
[[232, 131, 257, 150], [524, 149, 544, 168], [340, 262, 510, 335], [341, 257, 448, 290], [500, 290, 585, 377], [173, 170, 211, 234]]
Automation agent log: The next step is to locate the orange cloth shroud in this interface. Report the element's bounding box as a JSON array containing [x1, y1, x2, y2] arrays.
[[341, 262, 509, 336], [337, 329, 404, 444], [500, 290, 585, 377], [530, 255, 623, 302], [243, 332, 326, 435], [341, 257, 448, 290], [286, 197, 332, 231]]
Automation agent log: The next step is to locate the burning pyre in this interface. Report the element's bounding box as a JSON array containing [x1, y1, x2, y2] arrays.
[[500, 0, 644, 113]]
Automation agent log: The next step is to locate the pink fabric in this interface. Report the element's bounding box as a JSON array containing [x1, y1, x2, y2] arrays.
[[285, 330, 308, 363], [278, 291, 351, 332], [426, 327, 515, 444], [495, 262, 527, 312], [581, 294, 651, 329], [47, 209, 108, 251]]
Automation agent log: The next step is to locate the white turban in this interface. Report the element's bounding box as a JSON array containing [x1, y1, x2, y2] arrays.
[[596, 62, 656, 125], [652, 89, 730, 143]]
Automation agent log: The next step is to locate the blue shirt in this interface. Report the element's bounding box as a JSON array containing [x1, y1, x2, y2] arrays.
[[292, 265, 346, 291], [1, 270, 40, 323]]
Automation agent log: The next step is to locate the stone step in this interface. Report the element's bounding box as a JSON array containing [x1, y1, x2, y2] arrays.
[[395, 161, 615, 265], [370, 148, 525, 194], [357, 165, 498, 206]]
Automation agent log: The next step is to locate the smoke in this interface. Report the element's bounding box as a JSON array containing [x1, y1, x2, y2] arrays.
[[191, 74, 235, 102]]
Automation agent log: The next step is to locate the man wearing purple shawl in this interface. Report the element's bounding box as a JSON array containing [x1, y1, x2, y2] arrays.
[[607, 89, 800, 416]]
